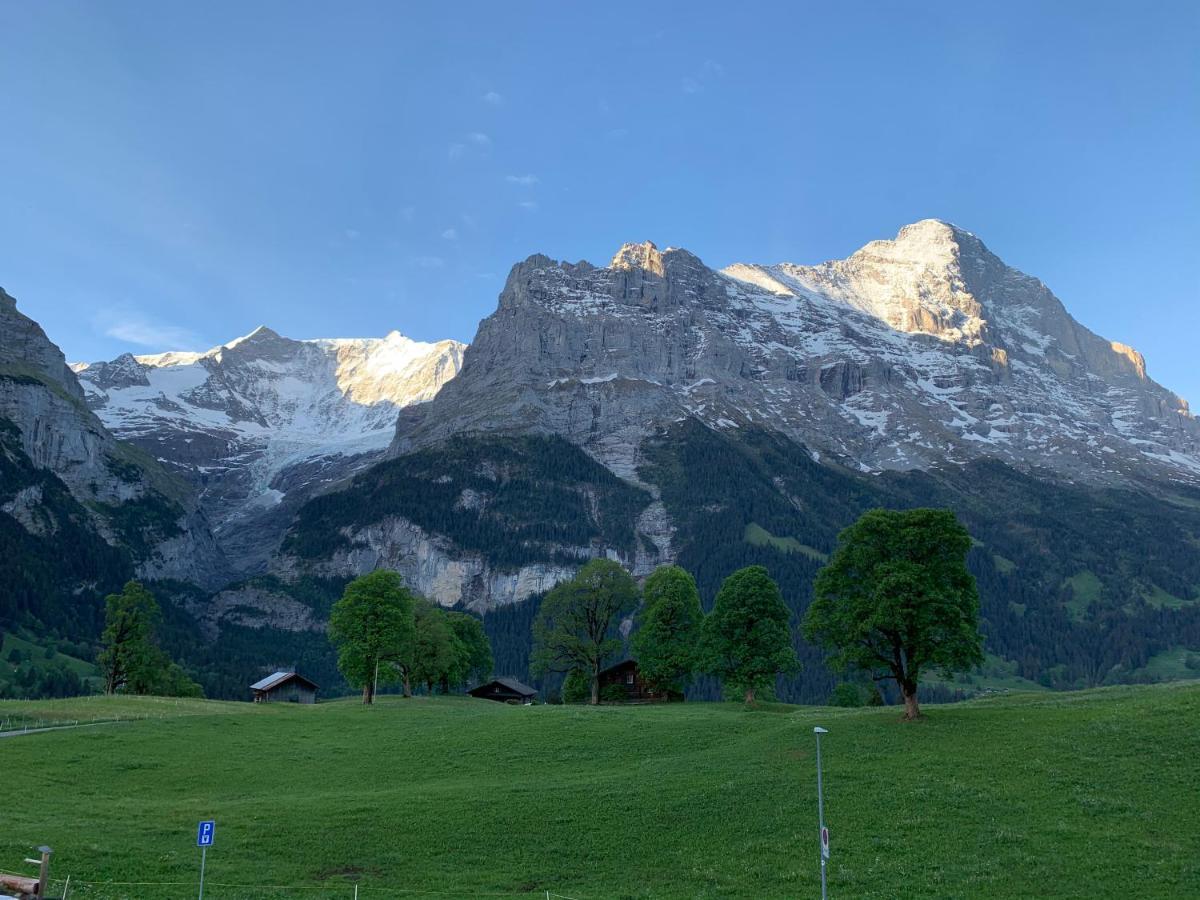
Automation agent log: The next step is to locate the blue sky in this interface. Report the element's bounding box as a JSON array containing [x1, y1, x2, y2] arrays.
[[2, 2, 1197, 401]]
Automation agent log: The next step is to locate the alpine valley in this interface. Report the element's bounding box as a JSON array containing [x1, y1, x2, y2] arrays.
[[5, 220, 1200, 701]]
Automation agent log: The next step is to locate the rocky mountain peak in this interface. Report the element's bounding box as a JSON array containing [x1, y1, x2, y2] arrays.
[[610, 240, 665, 275], [0, 286, 85, 401], [394, 220, 1200, 487]]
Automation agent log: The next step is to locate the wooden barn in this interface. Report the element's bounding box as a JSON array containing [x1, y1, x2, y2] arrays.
[[598, 659, 669, 703], [468, 677, 538, 705], [250, 671, 318, 704]]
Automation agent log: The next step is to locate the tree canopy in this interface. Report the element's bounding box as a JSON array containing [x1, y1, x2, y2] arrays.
[[803, 507, 984, 720], [531, 558, 639, 704], [632, 565, 704, 697], [97, 581, 202, 697], [446, 612, 493, 689], [701, 565, 798, 704], [328, 570, 417, 704]]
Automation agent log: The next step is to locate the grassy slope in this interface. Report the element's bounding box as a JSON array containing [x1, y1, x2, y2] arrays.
[[2, 686, 1198, 899]]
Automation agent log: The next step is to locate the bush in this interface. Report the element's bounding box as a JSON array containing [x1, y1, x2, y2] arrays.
[[830, 682, 866, 707], [562, 669, 590, 704], [600, 683, 628, 703]]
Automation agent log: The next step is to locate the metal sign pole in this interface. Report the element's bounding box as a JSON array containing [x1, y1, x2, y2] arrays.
[[196, 820, 215, 900], [814, 726, 829, 900]]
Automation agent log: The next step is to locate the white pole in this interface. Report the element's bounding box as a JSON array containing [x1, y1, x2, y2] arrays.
[[198, 845, 207, 900], [373, 658, 380, 703], [815, 726, 829, 900]]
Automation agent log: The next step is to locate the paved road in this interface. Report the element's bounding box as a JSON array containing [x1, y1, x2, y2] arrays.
[[0, 720, 126, 739]]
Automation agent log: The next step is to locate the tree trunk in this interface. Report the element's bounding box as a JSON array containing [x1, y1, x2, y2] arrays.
[[362, 681, 374, 705], [590, 663, 600, 705], [744, 687, 756, 705], [901, 682, 921, 720], [402, 673, 412, 698]]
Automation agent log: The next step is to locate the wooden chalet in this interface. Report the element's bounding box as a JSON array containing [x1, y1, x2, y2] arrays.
[[597, 659, 669, 703], [468, 677, 538, 705], [250, 671, 318, 704]]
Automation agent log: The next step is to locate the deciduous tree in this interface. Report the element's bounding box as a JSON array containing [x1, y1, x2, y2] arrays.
[[328, 570, 416, 704], [445, 612, 493, 691], [804, 508, 984, 720], [633, 566, 704, 698], [701, 566, 798, 704], [531, 559, 638, 705], [98, 581, 162, 695]]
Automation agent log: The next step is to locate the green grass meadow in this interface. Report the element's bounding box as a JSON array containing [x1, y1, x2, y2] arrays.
[[2, 684, 1198, 899]]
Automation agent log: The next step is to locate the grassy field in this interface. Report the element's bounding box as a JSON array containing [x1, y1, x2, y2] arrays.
[[2, 685, 1198, 899]]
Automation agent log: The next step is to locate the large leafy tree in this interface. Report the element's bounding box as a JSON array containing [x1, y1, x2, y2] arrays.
[[97, 581, 202, 697], [804, 507, 984, 720], [328, 570, 416, 704], [701, 566, 798, 704], [98, 581, 161, 695], [408, 601, 459, 694], [531, 558, 639, 705], [445, 612, 493, 690], [633, 565, 704, 698]]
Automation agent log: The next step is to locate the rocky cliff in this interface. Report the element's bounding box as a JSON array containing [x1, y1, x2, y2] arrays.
[[0, 286, 226, 590]]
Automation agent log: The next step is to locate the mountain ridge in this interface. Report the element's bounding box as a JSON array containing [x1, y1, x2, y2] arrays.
[[74, 324, 466, 573], [386, 219, 1197, 490]]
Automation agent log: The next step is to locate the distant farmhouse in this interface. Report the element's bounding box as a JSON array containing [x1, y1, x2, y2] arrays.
[[468, 677, 538, 705], [251, 671, 318, 704], [598, 659, 668, 703]]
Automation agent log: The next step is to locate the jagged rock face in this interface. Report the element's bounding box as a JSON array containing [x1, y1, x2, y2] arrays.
[[274, 513, 583, 613], [392, 221, 1199, 485], [0, 287, 227, 586], [76, 326, 465, 572]]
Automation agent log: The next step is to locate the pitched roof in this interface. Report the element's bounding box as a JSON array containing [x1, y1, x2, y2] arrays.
[[250, 670, 319, 692], [598, 658, 637, 678], [470, 677, 537, 697]]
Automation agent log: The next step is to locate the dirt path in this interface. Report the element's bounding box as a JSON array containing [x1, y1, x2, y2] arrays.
[[0, 720, 127, 739]]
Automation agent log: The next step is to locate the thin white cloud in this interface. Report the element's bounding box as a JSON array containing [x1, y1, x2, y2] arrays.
[[517, 200, 538, 211], [344, 228, 361, 240], [448, 142, 466, 160], [505, 174, 539, 186], [95, 309, 201, 350], [410, 255, 446, 268], [441, 228, 459, 240], [483, 91, 503, 105], [682, 59, 725, 95], [467, 132, 492, 147], [460, 213, 478, 228]]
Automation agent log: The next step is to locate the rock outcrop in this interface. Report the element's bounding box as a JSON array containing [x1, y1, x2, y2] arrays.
[[0, 287, 227, 586]]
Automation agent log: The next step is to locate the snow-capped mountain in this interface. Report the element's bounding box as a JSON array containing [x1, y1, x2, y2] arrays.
[[75, 326, 464, 570], [390, 219, 1198, 485]]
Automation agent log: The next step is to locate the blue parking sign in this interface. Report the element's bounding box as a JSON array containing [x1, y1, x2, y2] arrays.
[[197, 820, 215, 847]]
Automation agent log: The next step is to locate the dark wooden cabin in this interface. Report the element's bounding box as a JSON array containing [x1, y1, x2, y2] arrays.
[[250, 671, 319, 704], [468, 677, 538, 705], [597, 659, 668, 703]]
